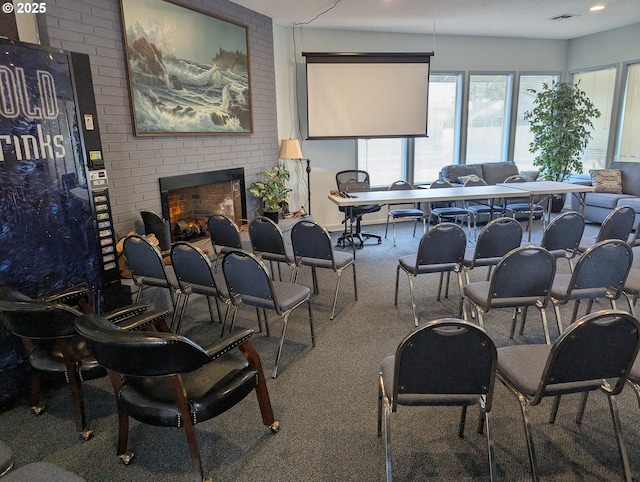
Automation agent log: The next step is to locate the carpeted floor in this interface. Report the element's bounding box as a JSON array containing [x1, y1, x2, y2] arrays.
[[1, 217, 639, 481]]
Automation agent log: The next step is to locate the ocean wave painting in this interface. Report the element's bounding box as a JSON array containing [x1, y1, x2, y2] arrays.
[[119, 0, 252, 135]]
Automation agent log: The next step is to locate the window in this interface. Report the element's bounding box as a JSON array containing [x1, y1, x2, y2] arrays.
[[617, 62, 640, 163], [571, 66, 617, 171], [512, 74, 560, 171], [466, 74, 512, 163], [357, 138, 405, 188], [414, 73, 462, 184]]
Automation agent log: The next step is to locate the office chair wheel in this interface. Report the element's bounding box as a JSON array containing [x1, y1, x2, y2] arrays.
[[377, 238, 382, 244], [270, 421, 281, 433], [31, 404, 45, 416], [118, 452, 134, 465], [79, 429, 94, 441]]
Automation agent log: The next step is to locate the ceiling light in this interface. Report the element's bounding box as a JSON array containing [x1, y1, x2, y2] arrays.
[[590, 4, 606, 11]]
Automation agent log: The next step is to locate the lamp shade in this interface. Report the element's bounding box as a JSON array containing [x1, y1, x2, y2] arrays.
[[279, 139, 303, 159]]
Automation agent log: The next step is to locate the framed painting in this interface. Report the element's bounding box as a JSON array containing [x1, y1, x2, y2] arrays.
[[119, 0, 252, 136]]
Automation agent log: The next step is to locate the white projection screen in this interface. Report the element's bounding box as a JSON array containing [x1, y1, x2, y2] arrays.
[[303, 52, 433, 139]]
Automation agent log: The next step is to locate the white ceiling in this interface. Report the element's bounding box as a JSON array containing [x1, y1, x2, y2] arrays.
[[229, 0, 640, 40]]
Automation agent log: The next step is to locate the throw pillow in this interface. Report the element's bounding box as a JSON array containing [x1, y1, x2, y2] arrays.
[[519, 170, 540, 182], [589, 169, 623, 193], [458, 174, 482, 185]]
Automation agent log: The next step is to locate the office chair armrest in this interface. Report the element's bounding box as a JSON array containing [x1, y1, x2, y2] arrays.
[[113, 308, 170, 331], [204, 329, 254, 360], [38, 283, 89, 305]]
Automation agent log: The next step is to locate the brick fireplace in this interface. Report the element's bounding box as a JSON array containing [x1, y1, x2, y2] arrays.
[[159, 168, 247, 243]]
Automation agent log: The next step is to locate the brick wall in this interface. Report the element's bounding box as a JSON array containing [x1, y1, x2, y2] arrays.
[[43, 0, 277, 234]]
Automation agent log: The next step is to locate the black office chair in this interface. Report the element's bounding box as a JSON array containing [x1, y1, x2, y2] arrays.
[[497, 310, 640, 482], [378, 318, 498, 482], [335, 170, 382, 248], [74, 314, 279, 482]]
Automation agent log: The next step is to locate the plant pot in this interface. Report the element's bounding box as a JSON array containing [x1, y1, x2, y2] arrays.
[[550, 193, 566, 213], [263, 210, 279, 224]]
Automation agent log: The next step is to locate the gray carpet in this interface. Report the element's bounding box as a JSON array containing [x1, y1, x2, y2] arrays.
[[1, 218, 639, 482]]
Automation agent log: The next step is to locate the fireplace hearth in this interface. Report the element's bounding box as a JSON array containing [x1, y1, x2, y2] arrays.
[[159, 168, 247, 243]]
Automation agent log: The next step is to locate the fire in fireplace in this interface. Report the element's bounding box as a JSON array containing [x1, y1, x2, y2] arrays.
[[159, 168, 247, 243]]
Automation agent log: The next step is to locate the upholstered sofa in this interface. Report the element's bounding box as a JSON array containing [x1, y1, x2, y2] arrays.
[[439, 161, 521, 186], [570, 161, 640, 230]]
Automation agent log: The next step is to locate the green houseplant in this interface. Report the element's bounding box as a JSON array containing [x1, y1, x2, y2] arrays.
[[248, 164, 292, 222], [524, 80, 601, 184]]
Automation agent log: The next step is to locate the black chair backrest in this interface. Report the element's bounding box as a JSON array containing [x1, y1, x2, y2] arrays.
[[140, 210, 172, 252], [249, 216, 287, 257], [393, 318, 497, 410], [597, 205, 635, 243], [170, 241, 218, 291], [540, 310, 640, 397], [388, 180, 418, 209], [474, 217, 523, 259], [207, 214, 243, 250], [122, 234, 167, 281], [291, 220, 334, 262], [489, 246, 556, 300], [571, 239, 633, 295], [336, 170, 371, 193], [0, 298, 81, 339], [75, 314, 211, 377], [222, 250, 278, 308], [415, 223, 466, 267], [540, 211, 585, 252]]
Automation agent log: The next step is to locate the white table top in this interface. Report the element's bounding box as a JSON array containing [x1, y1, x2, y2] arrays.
[[495, 180, 595, 195], [328, 185, 527, 207]]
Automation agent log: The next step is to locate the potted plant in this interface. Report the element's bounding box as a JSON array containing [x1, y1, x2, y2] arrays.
[[524, 80, 601, 211], [248, 164, 292, 223]]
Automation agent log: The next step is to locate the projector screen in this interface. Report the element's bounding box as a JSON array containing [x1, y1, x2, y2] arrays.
[[303, 52, 433, 139]]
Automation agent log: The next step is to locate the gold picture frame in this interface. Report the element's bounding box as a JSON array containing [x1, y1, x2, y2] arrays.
[[119, 0, 252, 136]]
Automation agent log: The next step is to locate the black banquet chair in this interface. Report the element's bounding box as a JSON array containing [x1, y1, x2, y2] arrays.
[[384, 180, 426, 247], [530, 210, 585, 270], [249, 215, 297, 281], [169, 241, 232, 334], [394, 222, 467, 326], [222, 249, 314, 378], [207, 214, 244, 266], [463, 246, 556, 344], [377, 318, 498, 482], [0, 285, 167, 440], [122, 234, 182, 327], [496, 310, 640, 482], [74, 314, 279, 482], [140, 210, 172, 253], [335, 170, 382, 248], [291, 219, 357, 320]]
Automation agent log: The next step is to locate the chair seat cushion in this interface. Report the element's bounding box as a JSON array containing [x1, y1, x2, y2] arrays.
[[28, 338, 105, 381], [498, 344, 605, 397], [299, 251, 353, 271], [389, 208, 423, 218], [550, 273, 614, 301], [463, 282, 544, 309], [120, 350, 257, 427], [398, 255, 459, 274], [241, 281, 310, 312], [380, 356, 480, 407]]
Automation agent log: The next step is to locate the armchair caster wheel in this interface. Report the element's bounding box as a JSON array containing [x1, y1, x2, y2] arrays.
[[79, 429, 94, 441], [118, 452, 134, 465], [270, 421, 280, 433], [31, 404, 45, 416], [377, 239, 382, 244]]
